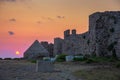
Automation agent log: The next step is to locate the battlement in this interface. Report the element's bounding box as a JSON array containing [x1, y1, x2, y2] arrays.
[[64, 29, 70, 39], [72, 29, 76, 35], [54, 11, 120, 58], [64, 29, 77, 39]]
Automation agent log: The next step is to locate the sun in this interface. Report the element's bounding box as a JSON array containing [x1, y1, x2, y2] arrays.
[[16, 51, 20, 55]]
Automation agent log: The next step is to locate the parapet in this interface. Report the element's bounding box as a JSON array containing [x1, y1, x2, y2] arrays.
[[64, 29, 70, 39], [72, 29, 76, 35]]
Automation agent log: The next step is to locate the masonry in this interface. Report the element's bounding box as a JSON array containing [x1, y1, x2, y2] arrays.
[[41, 41, 54, 57], [54, 11, 120, 58]]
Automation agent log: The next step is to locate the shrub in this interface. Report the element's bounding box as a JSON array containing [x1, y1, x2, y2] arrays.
[[74, 58, 85, 61], [56, 54, 67, 62], [0, 58, 2, 60], [85, 58, 96, 63], [115, 62, 120, 68], [13, 58, 20, 60], [73, 56, 85, 61], [30, 60, 37, 63], [43, 57, 50, 61], [108, 58, 116, 62], [84, 54, 91, 59], [85, 57, 106, 63], [4, 58, 12, 60]]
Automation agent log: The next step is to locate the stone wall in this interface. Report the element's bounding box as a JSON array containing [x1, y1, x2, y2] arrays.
[[53, 38, 63, 55], [54, 29, 89, 56], [89, 11, 120, 57], [41, 41, 54, 57], [62, 30, 89, 55], [54, 11, 120, 58]]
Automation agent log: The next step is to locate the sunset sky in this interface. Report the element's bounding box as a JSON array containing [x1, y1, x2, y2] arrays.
[[0, 0, 120, 58]]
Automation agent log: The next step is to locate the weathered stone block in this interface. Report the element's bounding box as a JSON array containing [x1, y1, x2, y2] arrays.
[[36, 60, 54, 72]]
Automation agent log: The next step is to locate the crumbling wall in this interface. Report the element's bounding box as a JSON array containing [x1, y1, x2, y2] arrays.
[[53, 38, 63, 56], [54, 11, 120, 58], [41, 41, 54, 57], [89, 11, 120, 57], [54, 29, 89, 56]]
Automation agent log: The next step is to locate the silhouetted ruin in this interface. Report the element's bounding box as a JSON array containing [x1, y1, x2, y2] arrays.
[[54, 11, 120, 59]]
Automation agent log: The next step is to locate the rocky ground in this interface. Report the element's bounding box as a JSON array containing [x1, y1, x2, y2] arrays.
[[0, 60, 117, 80]]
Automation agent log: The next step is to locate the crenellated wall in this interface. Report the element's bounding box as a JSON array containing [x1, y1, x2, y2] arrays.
[[54, 11, 120, 58], [54, 29, 89, 56]]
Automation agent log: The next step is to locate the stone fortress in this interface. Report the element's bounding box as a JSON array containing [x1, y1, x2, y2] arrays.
[[24, 11, 120, 59], [54, 11, 120, 58]]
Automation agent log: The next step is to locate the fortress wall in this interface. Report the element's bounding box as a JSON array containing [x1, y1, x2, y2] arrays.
[[53, 38, 63, 56], [54, 11, 120, 58], [89, 11, 120, 57]]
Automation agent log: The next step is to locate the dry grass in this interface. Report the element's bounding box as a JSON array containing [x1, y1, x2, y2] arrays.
[[73, 67, 120, 80]]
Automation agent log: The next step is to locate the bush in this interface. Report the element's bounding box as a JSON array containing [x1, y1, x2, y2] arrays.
[[73, 58, 84, 61], [108, 58, 115, 62], [85, 58, 97, 63], [85, 56, 118, 63], [85, 57, 106, 63], [13, 58, 20, 60], [30, 60, 37, 63], [56, 54, 67, 62], [73, 56, 86, 61], [84, 54, 91, 59], [43, 57, 51, 61], [0, 58, 3, 60], [115, 62, 120, 68], [4, 58, 12, 60]]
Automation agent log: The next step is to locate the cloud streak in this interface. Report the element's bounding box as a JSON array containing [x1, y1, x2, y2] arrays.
[[9, 18, 16, 22], [8, 31, 15, 35], [41, 16, 54, 21], [37, 21, 41, 24], [0, 0, 16, 2], [0, 0, 31, 3], [57, 16, 65, 19]]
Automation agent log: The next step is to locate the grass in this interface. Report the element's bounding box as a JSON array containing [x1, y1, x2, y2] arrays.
[[56, 54, 67, 62], [115, 62, 120, 68], [73, 68, 120, 80], [85, 57, 118, 63], [29, 60, 37, 63], [73, 57, 86, 61]]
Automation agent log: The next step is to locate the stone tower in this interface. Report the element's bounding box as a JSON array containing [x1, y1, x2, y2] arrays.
[[72, 29, 76, 35], [89, 11, 120, 57], [53, 38, 63, 56], [64, 29, 70, 39]]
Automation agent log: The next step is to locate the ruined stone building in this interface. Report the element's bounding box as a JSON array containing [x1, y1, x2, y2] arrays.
[[41, 41, 54, 57], [54, 11, 120, 58], [24, 40, 49, 59], [24, 40, 54, 59]]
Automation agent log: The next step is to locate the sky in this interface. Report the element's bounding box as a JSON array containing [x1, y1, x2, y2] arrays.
[[0, 0, 120, 58]]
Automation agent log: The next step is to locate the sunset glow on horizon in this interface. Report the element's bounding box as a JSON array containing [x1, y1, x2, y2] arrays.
[[16, 51, 20, 55], [0, 0, 120, 58]]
